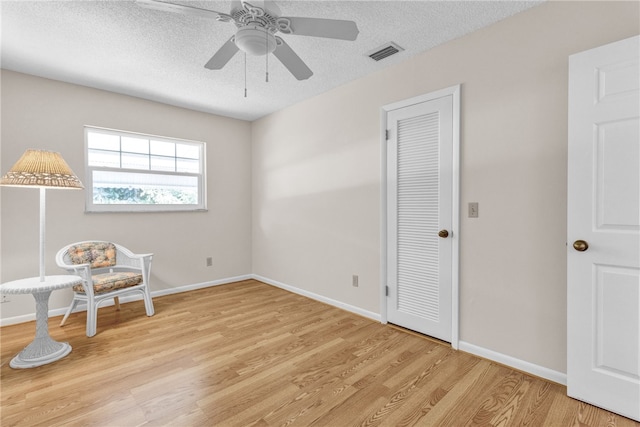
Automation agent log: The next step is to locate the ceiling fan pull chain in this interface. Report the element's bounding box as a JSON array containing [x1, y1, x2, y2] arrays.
[[244, 52, 248, 98], [265, 28, 269, 83]]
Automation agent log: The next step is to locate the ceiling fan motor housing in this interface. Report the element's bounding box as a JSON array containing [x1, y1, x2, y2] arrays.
[[235, 26, 276, 56]]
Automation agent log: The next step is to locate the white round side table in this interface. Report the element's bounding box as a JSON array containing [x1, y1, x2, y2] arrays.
[[1, 275, 82, 369]]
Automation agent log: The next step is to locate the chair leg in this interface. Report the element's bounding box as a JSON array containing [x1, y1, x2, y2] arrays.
[[60, 299, 79, 326], [114, 296, 120, 311], [86, 301, 98, 337], [143, 288, 155, 317]]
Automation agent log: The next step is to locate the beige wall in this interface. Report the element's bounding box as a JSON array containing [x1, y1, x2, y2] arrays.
[[251, 1, 640, 374], [0, 70, 252, 318]]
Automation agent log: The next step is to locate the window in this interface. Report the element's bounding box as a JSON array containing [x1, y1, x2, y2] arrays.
[[85, 126, 206, 212]]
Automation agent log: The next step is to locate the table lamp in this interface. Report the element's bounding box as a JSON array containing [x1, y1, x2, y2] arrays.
[[1, 149, 84, 281]]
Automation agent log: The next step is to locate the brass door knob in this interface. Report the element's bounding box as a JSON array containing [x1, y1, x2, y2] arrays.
[[438, 229, 449, 238], [573, 240, 589, 252]]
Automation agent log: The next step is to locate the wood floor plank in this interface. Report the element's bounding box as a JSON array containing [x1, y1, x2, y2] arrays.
[[467, 369, 529, 426], [1, 280, 638, 427], [504, 378, 555, 427], [261, 377, 357, 426], [375, 348, 479, 427]]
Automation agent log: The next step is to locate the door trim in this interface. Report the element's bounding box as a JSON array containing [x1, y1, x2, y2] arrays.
[[380, 84, 461, 349]]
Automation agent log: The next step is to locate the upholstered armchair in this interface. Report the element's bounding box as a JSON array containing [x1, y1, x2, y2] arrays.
[[56, 241, 154, 337]]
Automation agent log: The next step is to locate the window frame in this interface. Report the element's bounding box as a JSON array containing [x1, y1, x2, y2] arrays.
[[84, 126, 207, 213]]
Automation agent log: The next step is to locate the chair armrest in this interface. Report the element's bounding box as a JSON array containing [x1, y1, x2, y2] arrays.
[[114, 244, 153, 267], [58, 262, 91, 273], [129, 253, 153, 259], [56, 262, 92, 294], [114, 255, 153, 270]]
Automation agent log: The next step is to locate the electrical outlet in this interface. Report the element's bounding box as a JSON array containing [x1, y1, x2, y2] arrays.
[[352, 275, 359, 287], [206, 257, 213, 267], [1, 295, 10, 304]]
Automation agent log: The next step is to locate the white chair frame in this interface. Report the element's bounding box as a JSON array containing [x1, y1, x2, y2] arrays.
[[56, 241, 154, 337]]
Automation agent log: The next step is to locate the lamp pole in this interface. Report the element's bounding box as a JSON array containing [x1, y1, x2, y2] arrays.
[[39, 188, 46, 282]]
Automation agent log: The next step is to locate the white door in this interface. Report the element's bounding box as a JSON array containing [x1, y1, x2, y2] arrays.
[[386, 86, 459, 343], [567, 35, 640, 421]]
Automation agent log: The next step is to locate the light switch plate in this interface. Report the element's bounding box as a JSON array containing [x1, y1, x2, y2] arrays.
[[469, 202, 479, 218]]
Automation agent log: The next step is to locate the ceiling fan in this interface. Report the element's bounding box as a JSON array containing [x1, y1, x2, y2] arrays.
[[136, 0, 359, 81]]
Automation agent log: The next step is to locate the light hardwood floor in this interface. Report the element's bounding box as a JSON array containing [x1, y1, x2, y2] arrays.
[[1, 279, 637, 427]]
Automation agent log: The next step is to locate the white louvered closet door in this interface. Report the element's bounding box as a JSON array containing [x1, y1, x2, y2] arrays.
[[387, 94, 454, 342]]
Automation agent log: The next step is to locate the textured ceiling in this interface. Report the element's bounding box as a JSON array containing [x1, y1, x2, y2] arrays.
[[1, 0, 542, 121]]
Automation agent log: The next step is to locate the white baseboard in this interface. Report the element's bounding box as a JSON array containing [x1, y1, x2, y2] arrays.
[[150, 274, 253, 298], [458, 340, 567, 385], [0, 274, 253, 327], [0, 312, 43, 328], [252, 274, 381, 322]]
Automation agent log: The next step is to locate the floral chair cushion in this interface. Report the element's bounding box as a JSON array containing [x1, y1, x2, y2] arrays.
[[73, 272, 143, 294], [68, 242, 117, 269]]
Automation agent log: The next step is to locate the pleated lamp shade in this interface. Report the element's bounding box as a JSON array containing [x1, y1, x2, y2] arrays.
[[0, 149, 83, 189]]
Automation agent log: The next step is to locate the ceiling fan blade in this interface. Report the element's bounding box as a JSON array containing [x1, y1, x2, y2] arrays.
[[136, 0, 232, 22], [272, 37, 313, 80], [280, 17, 359, 41], [205, 36, 240, 70]]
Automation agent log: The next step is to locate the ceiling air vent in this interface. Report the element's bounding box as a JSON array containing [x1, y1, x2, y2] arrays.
[[367, 42, 404, 62]]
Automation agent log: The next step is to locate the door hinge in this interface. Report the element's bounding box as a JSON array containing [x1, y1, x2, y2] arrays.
[[385, 129, 390, 141], [385, 285, 389, 296]]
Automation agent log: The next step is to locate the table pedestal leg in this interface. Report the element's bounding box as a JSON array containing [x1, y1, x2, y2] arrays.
[[10, 291, 72, 369]]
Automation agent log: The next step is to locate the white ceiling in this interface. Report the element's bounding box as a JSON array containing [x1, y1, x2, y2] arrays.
[[1, 0, 542, 121]]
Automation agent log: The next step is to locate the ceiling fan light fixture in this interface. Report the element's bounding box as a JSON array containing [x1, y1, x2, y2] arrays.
[[235, 26, 276, 56]]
